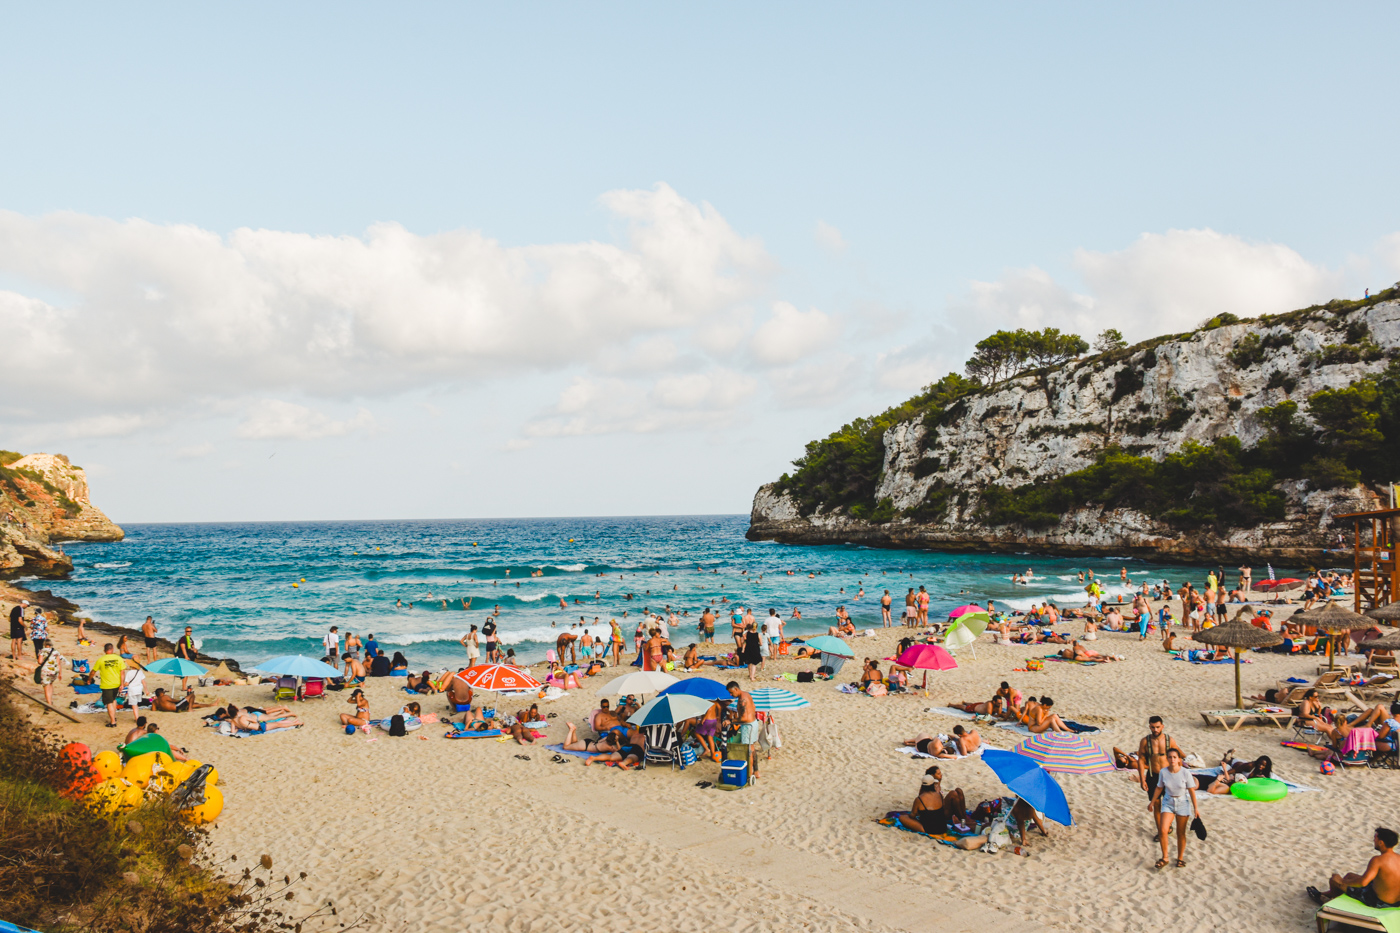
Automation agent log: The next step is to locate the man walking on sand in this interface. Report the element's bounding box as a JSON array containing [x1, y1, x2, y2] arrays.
[[141, 615, 159, 663], [94, 642, 126, 728], [1137, 716, 1182, 826]]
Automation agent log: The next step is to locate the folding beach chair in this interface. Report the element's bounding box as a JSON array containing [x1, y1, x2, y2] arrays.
[[273, 677, 297, 702], [299, 678, 326, 700], [641, 723, 681, 771]]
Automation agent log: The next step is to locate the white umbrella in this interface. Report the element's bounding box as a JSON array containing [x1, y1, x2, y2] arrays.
[[596, 670, 678, 699]]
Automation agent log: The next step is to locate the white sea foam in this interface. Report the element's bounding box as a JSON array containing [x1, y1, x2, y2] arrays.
[[996, 591, 1094, 611], [94, 561, 132, 569], [552, 563, 587, 572]]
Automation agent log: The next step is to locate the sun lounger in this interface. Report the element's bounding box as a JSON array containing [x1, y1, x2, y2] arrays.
[[1316, 893, 1400, 932], [1199, 707, 1295, 731]]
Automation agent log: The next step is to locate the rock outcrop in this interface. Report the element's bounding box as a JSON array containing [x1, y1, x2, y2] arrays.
[[1, 451, 124, 578], [748, 297, 1399, 564]]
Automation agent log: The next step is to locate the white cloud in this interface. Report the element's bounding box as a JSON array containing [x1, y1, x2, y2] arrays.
[[769, 356, 862, 408], [235, 400, 374, 440], [814, 220, 846, 254], [0, 184, 774, 420], [176, 442, 215, 459], [1074, 229, 1345, 339], [523, 369, 757, 439], [748, 301, 842, 366]]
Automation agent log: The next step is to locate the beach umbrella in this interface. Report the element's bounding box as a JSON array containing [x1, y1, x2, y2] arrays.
[[1366, 603, 1400, 623], [804, 636, 854, 657], [948, 604, 984, 620], [144, 657, 208, 678], [459, 663, 542, 693], [252, 655, 343, 679], [1012, 733, 1115, 775], [1357, 631, 1400, 651], [1289, 601, 1374, 671], [658, 678, 731, 702], [944, 612, 988, 657], [894, 643, 957, 693], [748, 687, 811, 711], [596, 670, 678, 699], [628, 693, 713, 727], [1254, 578, 1301, 590], [981, 749, 1072, 827], [1191, 619, 1284, 708]]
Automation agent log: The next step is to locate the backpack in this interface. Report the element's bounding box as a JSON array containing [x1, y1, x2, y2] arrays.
[[34, 650, 51, 684], [796, 671, 814, 683], [388, 714, 406, 737]]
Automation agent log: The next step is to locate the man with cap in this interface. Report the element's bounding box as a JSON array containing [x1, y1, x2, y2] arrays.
[[9, 600, 28, 661]]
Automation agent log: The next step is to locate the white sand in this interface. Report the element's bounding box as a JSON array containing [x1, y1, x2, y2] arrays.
[[6, 594, 1393, 933]]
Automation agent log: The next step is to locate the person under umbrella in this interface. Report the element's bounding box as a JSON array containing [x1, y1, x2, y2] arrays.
[[1290, 601, 1375, 671]]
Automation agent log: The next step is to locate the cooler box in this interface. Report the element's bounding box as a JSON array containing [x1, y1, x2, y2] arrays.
[[720, 758, 749, 789]]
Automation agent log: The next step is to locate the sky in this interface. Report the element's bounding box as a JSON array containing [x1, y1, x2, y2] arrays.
[[2, 3, 1399, 523]]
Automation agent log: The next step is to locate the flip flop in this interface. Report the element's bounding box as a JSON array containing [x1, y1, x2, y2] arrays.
[[1307, 886, 1326, 905], [513, 754, 531, 761], [695, 780, 713, 789], [550, 755, 566, 763]]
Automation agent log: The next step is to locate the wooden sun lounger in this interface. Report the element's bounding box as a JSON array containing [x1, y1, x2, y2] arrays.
[[1316, 896, 1398, 932], [1200, 708, 1296, 731]]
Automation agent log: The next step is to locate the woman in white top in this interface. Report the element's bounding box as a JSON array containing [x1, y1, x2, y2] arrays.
[[1148, 746, 1199, 868]]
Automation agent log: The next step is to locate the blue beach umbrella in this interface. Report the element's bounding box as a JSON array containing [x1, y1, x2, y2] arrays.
[[981, 748, 1073, 827], [658, 678, 732, 702], [143, 657, 208, 677], [628, 693, 713, 727], [252, 655, 343, 679], [804, 636, 854, 657]]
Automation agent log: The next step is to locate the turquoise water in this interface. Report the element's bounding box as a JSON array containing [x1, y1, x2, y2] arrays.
[[40, 515, 1244, 670]]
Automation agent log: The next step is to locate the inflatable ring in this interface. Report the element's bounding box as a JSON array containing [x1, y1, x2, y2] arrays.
[[376, 717, 422, 733], [1230, 777, 1287, 801]]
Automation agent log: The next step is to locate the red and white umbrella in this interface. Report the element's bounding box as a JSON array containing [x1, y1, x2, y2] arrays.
[[457, 664, 541, 693]]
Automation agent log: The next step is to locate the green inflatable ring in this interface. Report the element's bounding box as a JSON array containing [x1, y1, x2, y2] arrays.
[[1230, 777, 1287, 801], [120, 733, 173, 762]]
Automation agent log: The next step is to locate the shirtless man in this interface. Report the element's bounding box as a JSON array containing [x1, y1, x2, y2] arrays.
[[151, 686, 214, 713], [556, 632, 578, 665], [1059, 640, 1118, 662], [341, 653, 367, 683], [236, 706, 302, 733], [904, 588, 917, 628], [951, 724, 980, 755], [728, 681, 759, 780], [1136, 715, 1183, 823], [1310, 827, 1400, 907], [141, 616, 159, 663]]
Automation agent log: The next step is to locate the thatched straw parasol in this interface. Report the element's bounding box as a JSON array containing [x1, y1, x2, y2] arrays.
[[1366, 603, 1400, 623], [1192, 620, 1284, 709], [1358, 631, 1400, 651], [1289, 601, 1376, 671]]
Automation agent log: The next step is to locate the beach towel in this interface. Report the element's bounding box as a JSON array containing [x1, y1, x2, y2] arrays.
[[443, 729, 504, 739], [544, 743, 594, 759], [896, 744, 984, 761], [994, 720, 1101, 736], [1189, 764, 1319, 794], [213, 721, 295, 738], [1318, 895, 1400, 933], [68, 702, 106, 714], [72, 684, 102, 694], [1342, 727, 1378, 756], [927, 707, 983, 721], [875, 815, 979, 848]]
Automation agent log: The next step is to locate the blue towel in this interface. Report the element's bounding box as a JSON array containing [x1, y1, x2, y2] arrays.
[[73, 684, 102, 694], [545, 743, 594, 759]]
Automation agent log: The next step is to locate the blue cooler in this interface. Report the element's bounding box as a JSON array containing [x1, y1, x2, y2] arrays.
[[719, 758, 749, 789]]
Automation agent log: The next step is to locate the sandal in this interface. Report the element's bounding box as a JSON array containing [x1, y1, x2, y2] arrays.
[[550, 754, 566, 763], [1306, 886, 1327, 905], [1154, 859, 1168, 870], [695, 780, 713, 789], [1175, 859, 1186, 868], [513, 754, 531, 761]]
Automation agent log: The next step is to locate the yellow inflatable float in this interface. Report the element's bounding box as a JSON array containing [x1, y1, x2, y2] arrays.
[[181, 785, 224, 825], [92, 750, 122, 780]]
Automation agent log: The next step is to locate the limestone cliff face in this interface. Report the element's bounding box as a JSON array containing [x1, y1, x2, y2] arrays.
[[1, 451, 124, 577], [748, 299, 1399, 564]]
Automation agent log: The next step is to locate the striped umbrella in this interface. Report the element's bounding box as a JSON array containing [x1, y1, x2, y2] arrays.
[[628, 693, 713, 726], [1011, 732, 1115, 775], [459, 663, 542, 693], [748, 687, 811, 711]]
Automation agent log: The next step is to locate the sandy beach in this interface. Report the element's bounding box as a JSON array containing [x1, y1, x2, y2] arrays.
[[4, 591, 1394, 933]]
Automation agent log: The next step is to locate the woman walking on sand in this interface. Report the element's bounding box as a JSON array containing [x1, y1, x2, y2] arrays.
[[1148, 747, 1200, 869]]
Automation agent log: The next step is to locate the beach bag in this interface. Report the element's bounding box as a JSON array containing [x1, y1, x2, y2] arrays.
[[71, 659, 91, 674], [1026, 658, 1044, 672], [34, 650, 51, 684], [817, 665, 833, 676], [867, 683, 887, 697], [796, 671, 814, 683], [388, 714, 406, 737], [981, 818, 1011, 854], [777, 641, 789, 656]]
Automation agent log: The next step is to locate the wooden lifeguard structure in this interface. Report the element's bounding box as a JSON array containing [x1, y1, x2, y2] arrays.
[[1337, 507, 1400, 612]]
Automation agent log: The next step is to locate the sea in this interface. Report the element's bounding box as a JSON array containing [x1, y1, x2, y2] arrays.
[[35, 515, 1274, 671]]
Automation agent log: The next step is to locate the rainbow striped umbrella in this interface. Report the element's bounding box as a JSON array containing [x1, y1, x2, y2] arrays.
[[1011, 732, 1115, 775]]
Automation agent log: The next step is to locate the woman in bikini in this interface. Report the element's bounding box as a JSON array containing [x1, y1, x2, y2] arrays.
[[904, 734, 957, 758], [339, 689, 370, 729], [564, 721, 620, 754], [895, 766, 968, 835]]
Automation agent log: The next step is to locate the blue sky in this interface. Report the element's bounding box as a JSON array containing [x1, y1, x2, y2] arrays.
[[2, 4, 1398, 522]]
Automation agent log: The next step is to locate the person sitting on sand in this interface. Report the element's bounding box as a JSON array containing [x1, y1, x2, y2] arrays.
[[682, 644, 711, 670], [589, 698, 620, 733], [125, 716, 150, 745], [151, 686, 214, 713], [407, 671, 437, 694], [861, 662, 884, 692], [444, 672, 473, 711], [1026, 697, 1072, 734], [894, 766, 968, 835], [827, 618, 856, 637], [515, 703, 544, 724], [951, 724, 981, 755], [341, 653, 367, 684], [340, 689, 370, 729], [390, 652, 409, 674], [584, 725, 645, 768], [563, 721, 620, 755], [994, 682, 1023, 716], [1308, 827, 1400, 907]]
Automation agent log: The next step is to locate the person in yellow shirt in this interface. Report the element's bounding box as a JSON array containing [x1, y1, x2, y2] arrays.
[[93, 643, 126, 728]]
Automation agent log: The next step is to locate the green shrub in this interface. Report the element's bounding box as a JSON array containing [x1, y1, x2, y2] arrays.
[[1228, 333, 1266, 368]]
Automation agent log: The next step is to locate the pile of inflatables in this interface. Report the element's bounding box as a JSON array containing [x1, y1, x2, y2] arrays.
[[60, 739, 224, 824]]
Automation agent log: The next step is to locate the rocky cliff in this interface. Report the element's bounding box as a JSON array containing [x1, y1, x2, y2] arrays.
[[748, 292, 1400, 564], [1, 451, 124, 578]]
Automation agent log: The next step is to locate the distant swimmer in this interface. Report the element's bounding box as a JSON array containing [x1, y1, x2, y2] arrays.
[[396, 599, 401, 608], [559, 598, 568, 609], [441, 599, 447, 609]]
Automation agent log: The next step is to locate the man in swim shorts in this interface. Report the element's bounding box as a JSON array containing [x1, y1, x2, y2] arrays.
[[727, 681, 759, 780], [1310, 827, 1400, 907], [556, 632, 578, 665], [94, 643, 126, 728], [1136, 715, 1182, 825], [141, 615, 159, 663]]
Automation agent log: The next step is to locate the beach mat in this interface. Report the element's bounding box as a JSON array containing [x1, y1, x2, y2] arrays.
[[875, 815, 978, 848], [444, 729, 504, 739], [1190, 764, 1319, 794], [994, 720, 1101, 736], [72, 684, 102, 694], [896, 745, 984, 761], [545, 743, 594, 759]]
